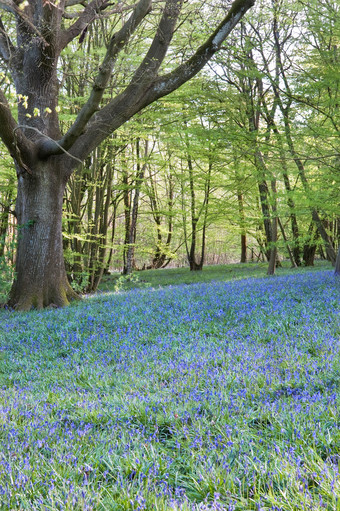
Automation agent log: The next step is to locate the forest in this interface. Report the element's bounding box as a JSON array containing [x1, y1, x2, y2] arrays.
[[0, 1, 340, 509], [0, 0, 339, 308]]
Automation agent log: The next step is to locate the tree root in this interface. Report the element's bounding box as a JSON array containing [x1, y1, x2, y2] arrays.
[[8, 281, 81, 311]]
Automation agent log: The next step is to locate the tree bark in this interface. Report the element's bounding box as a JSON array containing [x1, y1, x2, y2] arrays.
[[278, 218, 297, 268], [8, 162, 79, 310], [237, 191, 247, 263], [303, 221, 318, 267], [267, 179, 278, 276], [0, 0, 256, 309], [335, 245, 340, 276], [125, 139, 148, 275]]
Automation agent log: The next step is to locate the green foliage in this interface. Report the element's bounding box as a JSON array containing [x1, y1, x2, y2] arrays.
[[113, 272, 151, 292], [0, 236, 16, 305]]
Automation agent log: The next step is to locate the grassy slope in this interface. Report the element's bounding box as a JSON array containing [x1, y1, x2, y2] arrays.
[[0, 263, 339, 510], [98, 260, 333, 293]]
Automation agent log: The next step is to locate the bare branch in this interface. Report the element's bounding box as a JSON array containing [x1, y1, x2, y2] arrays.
[[14, 126, 83, 164], [65, 0, 87, 6]]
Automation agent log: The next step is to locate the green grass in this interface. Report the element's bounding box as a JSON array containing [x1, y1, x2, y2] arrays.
[[98, 259, 332, 293]]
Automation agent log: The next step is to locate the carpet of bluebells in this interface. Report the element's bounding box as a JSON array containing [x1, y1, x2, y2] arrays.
[[0, 270, 339, 510]]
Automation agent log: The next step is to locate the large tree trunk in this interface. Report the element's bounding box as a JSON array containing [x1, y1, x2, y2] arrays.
[[8, 162, 79, 310], [0, 0, 255, 310]]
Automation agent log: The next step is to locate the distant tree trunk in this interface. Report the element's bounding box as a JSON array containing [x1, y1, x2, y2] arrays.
[[187, 145, 200, 271], [303, 244, 317, 267], [64, 163, 85, 284], [199, 161, 212, 269], [335, 246, 340, 276], [147, 167, 174, 269], [125, 139, 148, 275], [266, 115, 301, 266], [269, 12, 337, 264], [0, 192, 13, 257], [122, 166, 131, 274], [236, 185, 247, 263], [267, 179, 278, 275], [278, 218, 297, 268], [9, 162, 78, 310], [303, 222, 318, 266], [104, 199, 120, 273], [243, 67, 274, 262], [91, 162, 113, 291], [186, 152, 211, 271], [278, 92, 336, 264]]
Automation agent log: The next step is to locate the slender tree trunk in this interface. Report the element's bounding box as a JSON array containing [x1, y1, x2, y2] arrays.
[[256, 163, 272, 261], [278, 218, 297, 268], [270, 19, 337, 264], [187, 147, 201, 271], [197, 160, 212, 271], [92, 163, 113, 291], [9, 163, 78, 310], [277, 102, 337, 263], [335, 246, 340, 276], [66, 165, 85, 284], [267, 116, 301, 266], [237, 191, 247, 263], [267, 179, 278, 275], [122, 168, 131, 274], [125, 139, 148, 275], [148, 168, 174, 269], [105, 199, 119, 273], [0, 197, 13, 258], [303, 221, 318, 266]]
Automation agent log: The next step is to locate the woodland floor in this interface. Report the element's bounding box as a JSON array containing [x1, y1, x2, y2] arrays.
[[0, 261, 339, 510]]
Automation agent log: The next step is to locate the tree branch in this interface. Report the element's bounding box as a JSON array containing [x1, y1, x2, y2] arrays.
[[0, 89, 35, 171], [0, 0, 49, 46], [62, 1, 138, 19], [65, 0, 87, 7], [147, 0, 256, 101], [53, 0, 182, 162], [38, 0, 152, 158], [127, 0, 183, 88], [59, 0, 256, 170], [60, 0, 113, 49], [0, 16, 15, 63], [14, 126, 83, 164]]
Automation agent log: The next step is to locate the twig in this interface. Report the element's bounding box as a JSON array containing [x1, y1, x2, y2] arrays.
[[13, 126, 84, 164]]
